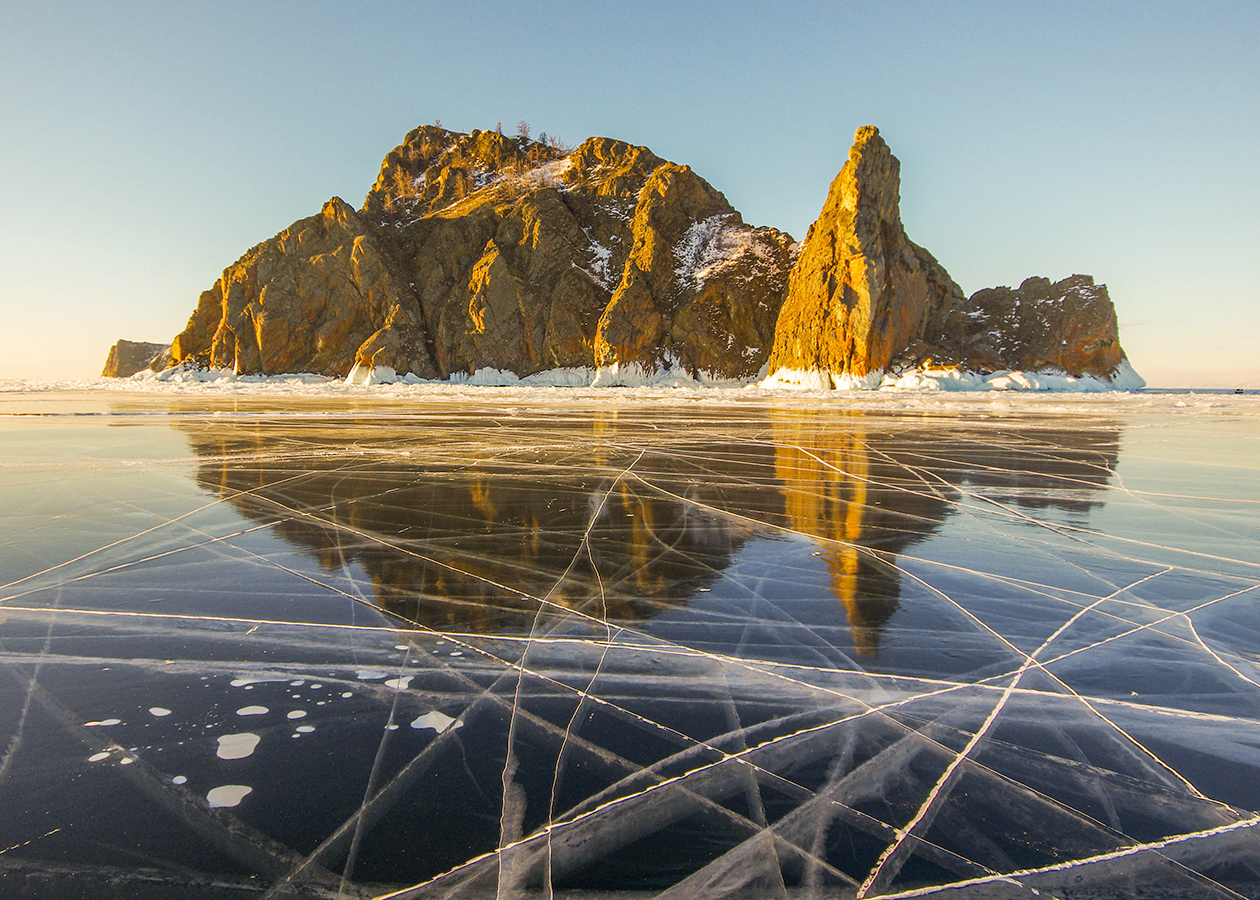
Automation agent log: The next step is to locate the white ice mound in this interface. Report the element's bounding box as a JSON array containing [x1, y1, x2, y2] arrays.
[[345, 364, 399, 385], [759, 368, 884, 391], [760, 360, 1146, 392]]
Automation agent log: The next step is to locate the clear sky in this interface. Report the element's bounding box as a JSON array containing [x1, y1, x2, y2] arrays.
[[2, 1, 1256, 387]]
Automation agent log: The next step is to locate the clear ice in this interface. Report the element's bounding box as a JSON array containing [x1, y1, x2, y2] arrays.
[[0, 389, 1258, 898]]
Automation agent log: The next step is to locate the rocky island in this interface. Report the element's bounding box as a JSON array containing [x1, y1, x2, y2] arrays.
[[110, 125, 1141, 389]]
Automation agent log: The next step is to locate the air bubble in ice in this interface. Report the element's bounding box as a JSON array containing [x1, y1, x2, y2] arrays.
[[216, 733, 261, 760], [207, 785, 252, 808]]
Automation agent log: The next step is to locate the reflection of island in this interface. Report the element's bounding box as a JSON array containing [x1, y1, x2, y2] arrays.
[[186, 422, 763, 633], [180, 410, 1119, 654], [770, 411, 1120, 653]]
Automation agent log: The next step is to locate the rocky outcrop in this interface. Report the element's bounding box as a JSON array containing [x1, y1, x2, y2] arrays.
[[166, 197, 434, 377], [767, 126, 966, 385], [163, 126, 792, 380], [766, 126, 1135, 386], [956, 275, 1126, 377], [102, 340, 169, 377], [156, 122, 1136, 387]]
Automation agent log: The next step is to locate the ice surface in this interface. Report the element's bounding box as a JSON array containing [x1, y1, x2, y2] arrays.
[[4, 353, 1151, 396], [0, 388, 1258, 897]]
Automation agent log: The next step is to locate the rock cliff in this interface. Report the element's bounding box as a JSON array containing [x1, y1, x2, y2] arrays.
[[159, 126, 793, 381], [765, 127, 1134, 386], [957, 275, 1126, 377], [128, 123, 1137, 387], [767, 126, 966, 386], [101, 339, 169, 377]]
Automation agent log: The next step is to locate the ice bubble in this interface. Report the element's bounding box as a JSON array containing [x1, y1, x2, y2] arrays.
[[235, 706, 268, 716], [215, 733, 260, 760], [410, 711, 460, 733], [84, 718, 121, 727], [88, 752, 110, 762], [149, 707, 172, 717], [286, 710, 306, 719], [207, 785, 252, 808], [384, 676, 413, 690], [172, 775, 187, 785], [295, 725, 314, 733]]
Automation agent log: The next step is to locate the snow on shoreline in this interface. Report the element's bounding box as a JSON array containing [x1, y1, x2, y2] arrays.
[[115, 357, 1148, 395], [7, 358, 1256, 414], [3, 362, 1255, 418], [762, 359, 1148, 393], [0, 357, 1182, 400]]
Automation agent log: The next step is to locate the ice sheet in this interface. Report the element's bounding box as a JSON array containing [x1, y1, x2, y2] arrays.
[[0, 390, 1258, 898]]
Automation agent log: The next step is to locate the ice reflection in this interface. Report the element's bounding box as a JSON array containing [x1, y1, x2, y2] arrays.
[[181, 409, 1119, 658], [2, 398, 1258, 899]]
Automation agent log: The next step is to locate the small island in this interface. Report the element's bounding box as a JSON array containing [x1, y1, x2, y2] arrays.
[[107, 125, 1142, 390]]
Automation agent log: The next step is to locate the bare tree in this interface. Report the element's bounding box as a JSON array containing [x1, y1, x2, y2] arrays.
[[517, 120, 530, 142], [495, 120, 503, 135]]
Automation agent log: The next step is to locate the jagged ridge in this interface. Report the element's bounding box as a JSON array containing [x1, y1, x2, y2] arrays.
[[123, 124, 1137, 389], [163, 126, 793, 382]]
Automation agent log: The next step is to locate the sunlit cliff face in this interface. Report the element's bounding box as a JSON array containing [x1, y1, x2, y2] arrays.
[[180, 407, 1119, 656]]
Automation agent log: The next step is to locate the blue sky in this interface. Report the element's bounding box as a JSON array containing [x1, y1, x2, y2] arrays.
[[2, 1, 1256, 386]]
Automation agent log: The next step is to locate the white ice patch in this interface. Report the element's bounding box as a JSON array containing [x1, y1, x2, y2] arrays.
[[172, 776, 187, 785], [287, 710, 307, 719], [235, 706, 268, 716], [84, 718, 121, 727], [295, 725, 315, 733], [345, 364, 399, 386], [88, 752, 110, 762], [760, 361, 1146, 393], [411, 711, 461, 733], [229, 676, 285, 687], [148, 707, 172, 717], [207, 785, 252, 808], [384, 676, 413, 690], [216, 733, 261, 760], [674, 214, 778, 287], [759, 368, 884, 391], [21, 354, 1157, 398]]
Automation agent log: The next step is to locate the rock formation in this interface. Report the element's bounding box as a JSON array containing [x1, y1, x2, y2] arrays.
[[130, 122, 1138, 388], [958, 275, 1126, 377], [157, 126, 793, 381], [765, 126, 1135, 386], [767, 126, 967, 386], [101, 339, 169, 377]]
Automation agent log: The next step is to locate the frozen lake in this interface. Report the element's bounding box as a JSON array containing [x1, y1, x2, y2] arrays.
[[1, 387, 1258, 898]]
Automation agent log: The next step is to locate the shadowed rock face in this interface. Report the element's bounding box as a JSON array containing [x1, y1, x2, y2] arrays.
[[101, 340, 169, 377], [957, 275, 1126, 376], [162, 127, 793, 380]]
